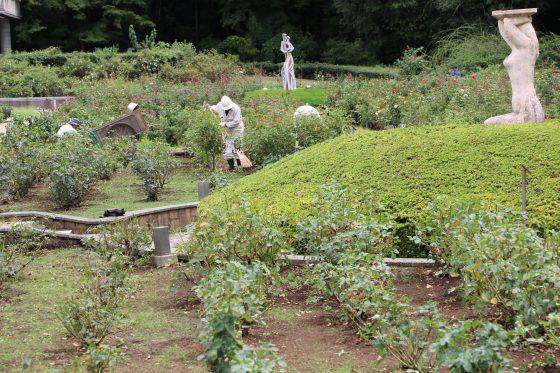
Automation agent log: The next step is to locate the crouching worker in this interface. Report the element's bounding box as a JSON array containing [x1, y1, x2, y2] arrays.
[[56, 118, 80, 137], [206, 96, 245, 171]]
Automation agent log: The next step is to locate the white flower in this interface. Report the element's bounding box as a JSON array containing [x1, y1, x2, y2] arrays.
[[262, 87, 268, 90], [306, 84, 311, 89]]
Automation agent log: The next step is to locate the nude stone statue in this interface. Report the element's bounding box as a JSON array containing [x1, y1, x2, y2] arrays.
[[485, 9, 545, 125]]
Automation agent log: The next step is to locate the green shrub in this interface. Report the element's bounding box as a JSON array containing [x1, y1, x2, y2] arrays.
[[87, 219, 151, 262], [243, 62, 397, 79], [395, 47, 430, 77], [48, 136, 98, 207], [57, 250, 127, 347], [72, 344, 119, 373], [415, 200, 560, 329], [194, 260, 285, 372], [0, 105, 11, 121], [0, 222, 52, 290], [131, 141, 180, 201], [0, 120, 47, 200], [0, 63, 70, 97], [244, 123, 295, 166], [181, 109, 223, 171], [431, 320, 511, 373], [179, 200, 288, 268], [103, 136, 138, 168], [294, 181, 395, 258]]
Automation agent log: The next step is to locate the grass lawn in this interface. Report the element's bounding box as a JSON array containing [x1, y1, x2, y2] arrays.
[[10, 107, 40, 118], [0, 160, 242, 218], [244, 87, 326, 106], [0, 248, 207, 372]]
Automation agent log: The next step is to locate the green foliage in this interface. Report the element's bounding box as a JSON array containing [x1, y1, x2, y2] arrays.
[[47, 136, 98, 207], [131, 141, 180, 201], [243, 122, 295, 166], [396, 47, 430, 77], [0, 128, 45, 201], [370, 303, 445, 372], [431, 320, 511, 373], [0, 105, 11, 121], [103, 136, 138, 168], [182, 109, 223, 171], [129, 25, 140, 52], [0, 62, 70, 97], [179, 200, 288, 268], [415, 200, 560, 330], [201, 121, 560, 256], [309, 241, 442, 372], [0, 223, 52, 289], [294, 181, 395, 258], [431, 25, 509, 71], [540, 33, 560, 68], [244, 62, 397, 79], [294, 108, 350, 148], [218, 35, 259, 62], [87, 219, 151, 262], [57, 250, 127, 348], [72, 344, 119, 373], [194, 260, 285, 372]]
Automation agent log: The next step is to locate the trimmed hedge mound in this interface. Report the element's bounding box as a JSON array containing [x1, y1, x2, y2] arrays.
[[202, 121, 560, 230]]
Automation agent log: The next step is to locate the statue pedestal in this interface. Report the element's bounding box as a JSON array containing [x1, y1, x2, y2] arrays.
[[492, 8, 537, 19]]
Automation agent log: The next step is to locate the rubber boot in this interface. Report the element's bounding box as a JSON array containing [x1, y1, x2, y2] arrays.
[[236, 158, 241, 167], [227, 158, 235, 171]]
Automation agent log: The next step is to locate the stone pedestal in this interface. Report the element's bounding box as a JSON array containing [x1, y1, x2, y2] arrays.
[[151, 226, 177, 267], [484, 8, 544, 125], [0, 17, 11, 54], [197, 181, 210, 200]]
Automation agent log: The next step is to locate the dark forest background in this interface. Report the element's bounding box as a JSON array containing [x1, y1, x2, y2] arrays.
[[13, 0, 560, 65]]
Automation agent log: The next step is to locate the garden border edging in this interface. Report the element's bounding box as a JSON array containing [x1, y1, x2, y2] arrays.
[[0, 202, 199, 233]]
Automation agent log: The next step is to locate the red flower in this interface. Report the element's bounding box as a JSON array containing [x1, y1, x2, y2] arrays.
[[471, 73, 477, 78]]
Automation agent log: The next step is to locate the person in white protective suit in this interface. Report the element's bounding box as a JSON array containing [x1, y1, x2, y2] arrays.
[[207, 96, 245, 171]]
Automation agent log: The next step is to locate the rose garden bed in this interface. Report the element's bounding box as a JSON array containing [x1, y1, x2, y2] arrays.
[[0, 249, 556, 372]]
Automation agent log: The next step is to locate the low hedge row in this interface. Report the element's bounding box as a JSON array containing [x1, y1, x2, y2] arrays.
[[244, 62, 397, 79], [201, 121, 560, 255]]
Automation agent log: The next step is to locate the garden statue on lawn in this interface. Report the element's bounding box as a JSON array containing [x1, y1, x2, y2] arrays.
[[207, 96, 245, 171], [294, 105, 320, 149], [56, 118, 80, 137], [281, 33, 296, 90], [484, 8, 545, 125]]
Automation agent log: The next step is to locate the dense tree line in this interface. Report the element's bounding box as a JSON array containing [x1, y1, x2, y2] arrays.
[[13, 0, 560, 64]]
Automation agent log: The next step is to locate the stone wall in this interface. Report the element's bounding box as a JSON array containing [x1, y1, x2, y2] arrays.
[[0, 202, 199, 233], [0, 96, 75, 110]]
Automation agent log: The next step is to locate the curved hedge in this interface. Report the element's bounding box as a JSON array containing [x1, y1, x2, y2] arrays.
[[202, 121, 560, 230]]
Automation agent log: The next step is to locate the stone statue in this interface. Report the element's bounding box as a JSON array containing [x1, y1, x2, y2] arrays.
[[281, 33, 296, 90], [485, 8, 544, 125]]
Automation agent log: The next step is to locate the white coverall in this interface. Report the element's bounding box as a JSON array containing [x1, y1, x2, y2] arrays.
[[209, 102, 245, 160]]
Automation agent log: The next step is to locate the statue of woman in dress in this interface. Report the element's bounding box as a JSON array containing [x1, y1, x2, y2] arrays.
[[281, 33, 296, 91]]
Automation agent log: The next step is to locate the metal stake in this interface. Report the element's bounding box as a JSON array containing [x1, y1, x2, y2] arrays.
[[518, 164, 530, 213]]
